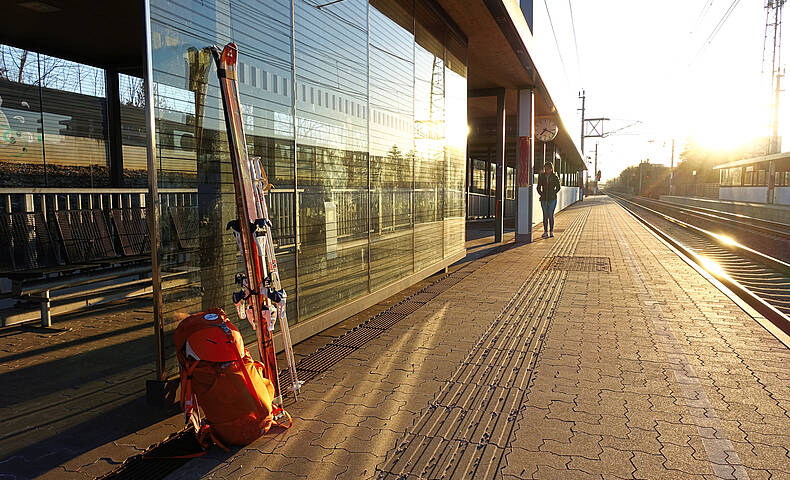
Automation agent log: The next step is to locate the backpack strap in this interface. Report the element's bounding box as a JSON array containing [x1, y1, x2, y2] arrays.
[[272, 408, 293, 429], [221, 321, 268, 412], [220, 320, 293, 430], [180, 360, 201, 433]]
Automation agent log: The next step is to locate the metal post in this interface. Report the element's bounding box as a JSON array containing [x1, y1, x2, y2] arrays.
[[578, 90, 585, 197], [105, 69, 124, 187], [593, 143, 598, 195], [142, 0, 166, 385], [669, 138, 675, 195], [516, 88, 534, 243], [494, 89, 505, 243], [40, 290, 51, 328]]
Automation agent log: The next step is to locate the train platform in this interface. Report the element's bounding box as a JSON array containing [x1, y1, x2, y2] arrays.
[[6, 195, 790, 479]]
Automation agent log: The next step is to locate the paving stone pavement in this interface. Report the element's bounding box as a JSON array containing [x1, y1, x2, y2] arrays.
[[161, 196, 790, 479], [9, 197, 790, 479]]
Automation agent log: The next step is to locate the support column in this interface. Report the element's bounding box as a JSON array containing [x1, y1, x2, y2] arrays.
[[105, 69, 124, 187], [516, 88, 534, 243], [494, 89, 506, 243]]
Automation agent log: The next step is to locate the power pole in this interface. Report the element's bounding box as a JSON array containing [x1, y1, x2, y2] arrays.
[[764, 0, 786, 153], [593, 143, 598, 195], [669, 138, 675, 195], [773, 71, 783, 153], [579, 90, 586, 197], [639, 161, 643, 195]]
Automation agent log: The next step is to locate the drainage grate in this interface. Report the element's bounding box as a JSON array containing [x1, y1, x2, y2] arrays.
[[544, 256, 611, 272], [98, 428, 202, 480], [294, 344, 356, 373], [389, 301, 423, 315], [333, 326, 385, 348], [363, 312, 407, 330], [410, 292, 440, 303]]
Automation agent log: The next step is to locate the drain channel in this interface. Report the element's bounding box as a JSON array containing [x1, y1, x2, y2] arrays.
[[278, 264, 479, 389]]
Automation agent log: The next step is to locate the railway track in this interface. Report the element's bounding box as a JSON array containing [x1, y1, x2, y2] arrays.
[[607, 193, 790, 336], [623, 195, 790, 245]]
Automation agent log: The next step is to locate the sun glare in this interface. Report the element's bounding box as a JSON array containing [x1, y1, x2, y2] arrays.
[[715, 234, 737, 246], [675, 86, 769, 152], [698, 256, 726, 277]]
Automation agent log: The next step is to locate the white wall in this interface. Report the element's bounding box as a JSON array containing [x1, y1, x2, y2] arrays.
[[719, 186, 768, 203], [532, 186, 580, 227], [775, 187, 790, 206]]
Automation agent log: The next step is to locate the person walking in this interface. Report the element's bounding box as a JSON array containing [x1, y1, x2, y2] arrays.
[[537, 162, 561, 238]]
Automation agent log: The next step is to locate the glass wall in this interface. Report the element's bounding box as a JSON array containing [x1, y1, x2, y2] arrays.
[[0, 45, 147, 188], [294, 0, 369, 318], [149, 0, 467, 371], [369, 0, 415, 291], [150, 0, 298, 372]]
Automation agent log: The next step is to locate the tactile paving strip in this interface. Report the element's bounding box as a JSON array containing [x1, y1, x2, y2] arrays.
[[378, 209, 590, 480]]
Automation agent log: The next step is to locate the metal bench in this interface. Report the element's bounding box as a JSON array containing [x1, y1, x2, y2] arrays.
[[0, 205, 202, 327], [54, 208, 118, 263], [1, 209, 150, 327], [111, 207, 150, 256], [168, 205, 199, 250]]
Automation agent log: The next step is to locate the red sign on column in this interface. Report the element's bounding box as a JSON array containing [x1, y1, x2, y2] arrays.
[[517, 136, 531, 187]]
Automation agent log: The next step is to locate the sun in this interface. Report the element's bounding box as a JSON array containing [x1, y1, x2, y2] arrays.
[[686, 104, 767, 152]]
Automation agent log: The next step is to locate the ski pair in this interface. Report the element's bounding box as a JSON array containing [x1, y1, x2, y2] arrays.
[[212, 43, 302, 403]]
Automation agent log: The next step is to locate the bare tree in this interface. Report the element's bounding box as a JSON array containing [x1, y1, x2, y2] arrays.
[[17, 50, 27, 83]]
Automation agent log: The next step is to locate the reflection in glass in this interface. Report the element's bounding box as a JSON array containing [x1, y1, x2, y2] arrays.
[[370, 0, 415, 290], [295, 0, 369, 318], [151, 0, 297, 372], [414, 17, 445, 271], [146, 0, 467, 370]]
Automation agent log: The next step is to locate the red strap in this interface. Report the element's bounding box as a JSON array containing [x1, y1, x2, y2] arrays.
[[272, 409, 293, 429], [223, 322, 268, 413]]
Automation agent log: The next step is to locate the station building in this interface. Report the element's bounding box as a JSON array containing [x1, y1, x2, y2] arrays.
[[0, 0, 584, 386]]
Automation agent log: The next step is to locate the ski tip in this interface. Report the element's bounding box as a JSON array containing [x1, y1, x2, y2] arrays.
[[221, 43, 238, 66]]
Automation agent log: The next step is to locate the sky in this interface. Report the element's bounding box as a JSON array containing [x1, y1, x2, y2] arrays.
[[530, 0, 778, 181]]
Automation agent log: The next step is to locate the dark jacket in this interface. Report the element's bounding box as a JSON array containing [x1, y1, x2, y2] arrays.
[[537, 172, 561, 201]]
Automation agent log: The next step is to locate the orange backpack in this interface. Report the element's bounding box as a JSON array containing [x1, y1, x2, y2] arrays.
[[174, 308, 291, 448]]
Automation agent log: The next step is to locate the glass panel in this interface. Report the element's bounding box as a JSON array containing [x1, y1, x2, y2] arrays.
[[294, 0, 369, 318], [414, 15, 444, 271], [369, 0, 415, 291], [489, 162, 495, 194], [150, 0, 296, 372], [0, 45, 45, 187], [472, 158, 486, 193], [119, 74, 150, 186], [146, 0, 466, 359], [444, 35, 466, 256], [38, 54, 107, 187], [744, 166, 754, 186], [0, 46, 111, 187], [506, 166, 515, 199]]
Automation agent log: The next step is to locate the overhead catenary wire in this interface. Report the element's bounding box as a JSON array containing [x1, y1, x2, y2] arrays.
[[695, 0, 715, 26], [568, 0, 582, 84], [691, 0, 743, 63], [543, 0, 570, 83]]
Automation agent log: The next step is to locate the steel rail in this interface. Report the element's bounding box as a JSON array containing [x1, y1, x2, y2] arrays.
[[624, 194, 790, 240], [608, 193, 790, 337]]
